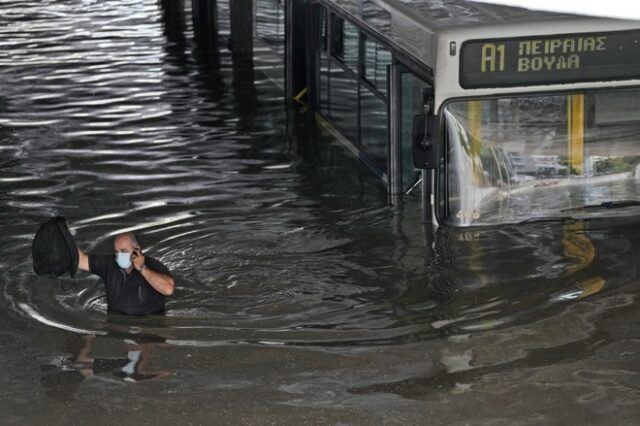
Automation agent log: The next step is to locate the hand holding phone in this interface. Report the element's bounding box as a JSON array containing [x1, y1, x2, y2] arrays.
[[132, 247, 145, 271]]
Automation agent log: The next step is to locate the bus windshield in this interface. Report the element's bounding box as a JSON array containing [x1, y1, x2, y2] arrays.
[[442, 89, 640, 226]]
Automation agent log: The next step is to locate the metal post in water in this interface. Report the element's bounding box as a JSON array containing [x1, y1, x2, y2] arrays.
[[285, 0, 310, 103], [158, 0, 186, 49], [192, 0, 222, 102], [230, 0, 257, 124], [230, 0, 254, 60], [192, 0, 219, 51]]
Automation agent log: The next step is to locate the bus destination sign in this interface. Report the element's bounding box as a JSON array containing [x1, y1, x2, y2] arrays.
[[460, 30, 640, 89]]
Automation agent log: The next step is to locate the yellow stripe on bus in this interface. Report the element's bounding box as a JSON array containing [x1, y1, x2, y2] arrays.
[[468, 101, 483, 184], [567, 94, 584, 176]]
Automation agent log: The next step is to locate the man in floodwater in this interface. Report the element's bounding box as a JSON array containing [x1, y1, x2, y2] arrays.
[[77, 232, 174, 315]]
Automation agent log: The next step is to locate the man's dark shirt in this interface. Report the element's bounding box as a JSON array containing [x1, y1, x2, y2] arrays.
[[89, 254, 171, 315]]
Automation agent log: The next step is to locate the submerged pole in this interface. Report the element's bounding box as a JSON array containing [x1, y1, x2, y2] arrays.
[[230, 0, 257, 123], [285, 0, 310, 103], [192, 0, 219, 52], [158, 0, 186, 48]]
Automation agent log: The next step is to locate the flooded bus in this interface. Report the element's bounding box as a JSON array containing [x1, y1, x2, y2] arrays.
[[290, 0, 640, 226]]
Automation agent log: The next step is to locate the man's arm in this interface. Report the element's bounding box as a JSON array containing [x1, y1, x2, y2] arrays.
[[132, 248, 174, 296], [78, 249, 90, 272], [139, 267, 175, 296]]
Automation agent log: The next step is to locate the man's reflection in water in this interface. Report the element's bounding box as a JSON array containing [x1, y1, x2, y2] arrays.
[[40, 333, 174, 400]]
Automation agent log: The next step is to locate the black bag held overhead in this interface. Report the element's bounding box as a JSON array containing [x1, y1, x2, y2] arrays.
[[32, 216, 79, 278]]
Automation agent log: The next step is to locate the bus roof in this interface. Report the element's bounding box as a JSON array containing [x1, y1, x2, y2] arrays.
[[327, 0, 579, 29], [320, 0, 640, 108], [322, 0, 615, 72], [384, 0, 579, 30], [469, 1, 640, 21]]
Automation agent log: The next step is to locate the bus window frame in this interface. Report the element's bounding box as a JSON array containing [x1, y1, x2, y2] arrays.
[[323, 10, 393, 175], [361, 33, 392, 98], [312, 1, 438, 192], [315, 0, 434, 85]]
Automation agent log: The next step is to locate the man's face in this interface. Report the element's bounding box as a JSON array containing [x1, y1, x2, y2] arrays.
[[114, 236, 136, 254]]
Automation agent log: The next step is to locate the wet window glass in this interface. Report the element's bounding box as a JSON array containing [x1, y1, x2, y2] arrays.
[[360, 87, 388, 169], [320, 51, 329, 116], [400, 72, 429, 192], [363, 35, 391, 96], [329, 63, 358, 142], [331, 15, 358, 72], [363, 1, 391, 35], [318, 6, 329, 115], [319, 5, 328, 51], [443, 90, 640, 226]]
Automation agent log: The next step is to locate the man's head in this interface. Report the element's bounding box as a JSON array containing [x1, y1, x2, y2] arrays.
[[113, 232, 140, 270], [114, 232, 140, 254]]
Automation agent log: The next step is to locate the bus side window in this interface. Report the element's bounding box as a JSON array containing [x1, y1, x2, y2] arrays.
[[331, 15, 344, 60]]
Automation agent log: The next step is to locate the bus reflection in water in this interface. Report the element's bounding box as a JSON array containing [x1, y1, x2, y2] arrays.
[[287, 0, 640, 227]]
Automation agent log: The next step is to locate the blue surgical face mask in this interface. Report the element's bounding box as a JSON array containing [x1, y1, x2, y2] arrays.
[[115, 252, 132, 269]]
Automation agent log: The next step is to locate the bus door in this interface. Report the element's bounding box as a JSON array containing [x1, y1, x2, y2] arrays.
[[392, 65, 435, 219]]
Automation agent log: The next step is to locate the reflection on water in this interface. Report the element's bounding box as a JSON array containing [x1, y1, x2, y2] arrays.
[[40, 333, 173, 401], [2, 0, 640, 424]]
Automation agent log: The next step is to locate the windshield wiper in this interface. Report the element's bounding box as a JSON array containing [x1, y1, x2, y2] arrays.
[[517, 216, 573, 225], [561, 200, 640, 213]]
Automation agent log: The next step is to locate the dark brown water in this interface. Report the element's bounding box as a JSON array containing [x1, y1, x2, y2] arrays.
[[2, 1, 640, 424]]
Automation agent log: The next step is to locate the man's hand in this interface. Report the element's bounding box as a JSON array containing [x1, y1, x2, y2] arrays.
[[134, 248, 175, 296], [78, 249, 90, 272], [132, 247, 146, 271]]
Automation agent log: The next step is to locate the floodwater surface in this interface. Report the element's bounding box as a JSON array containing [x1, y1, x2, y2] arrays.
[[1, 1, 640, 425]]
